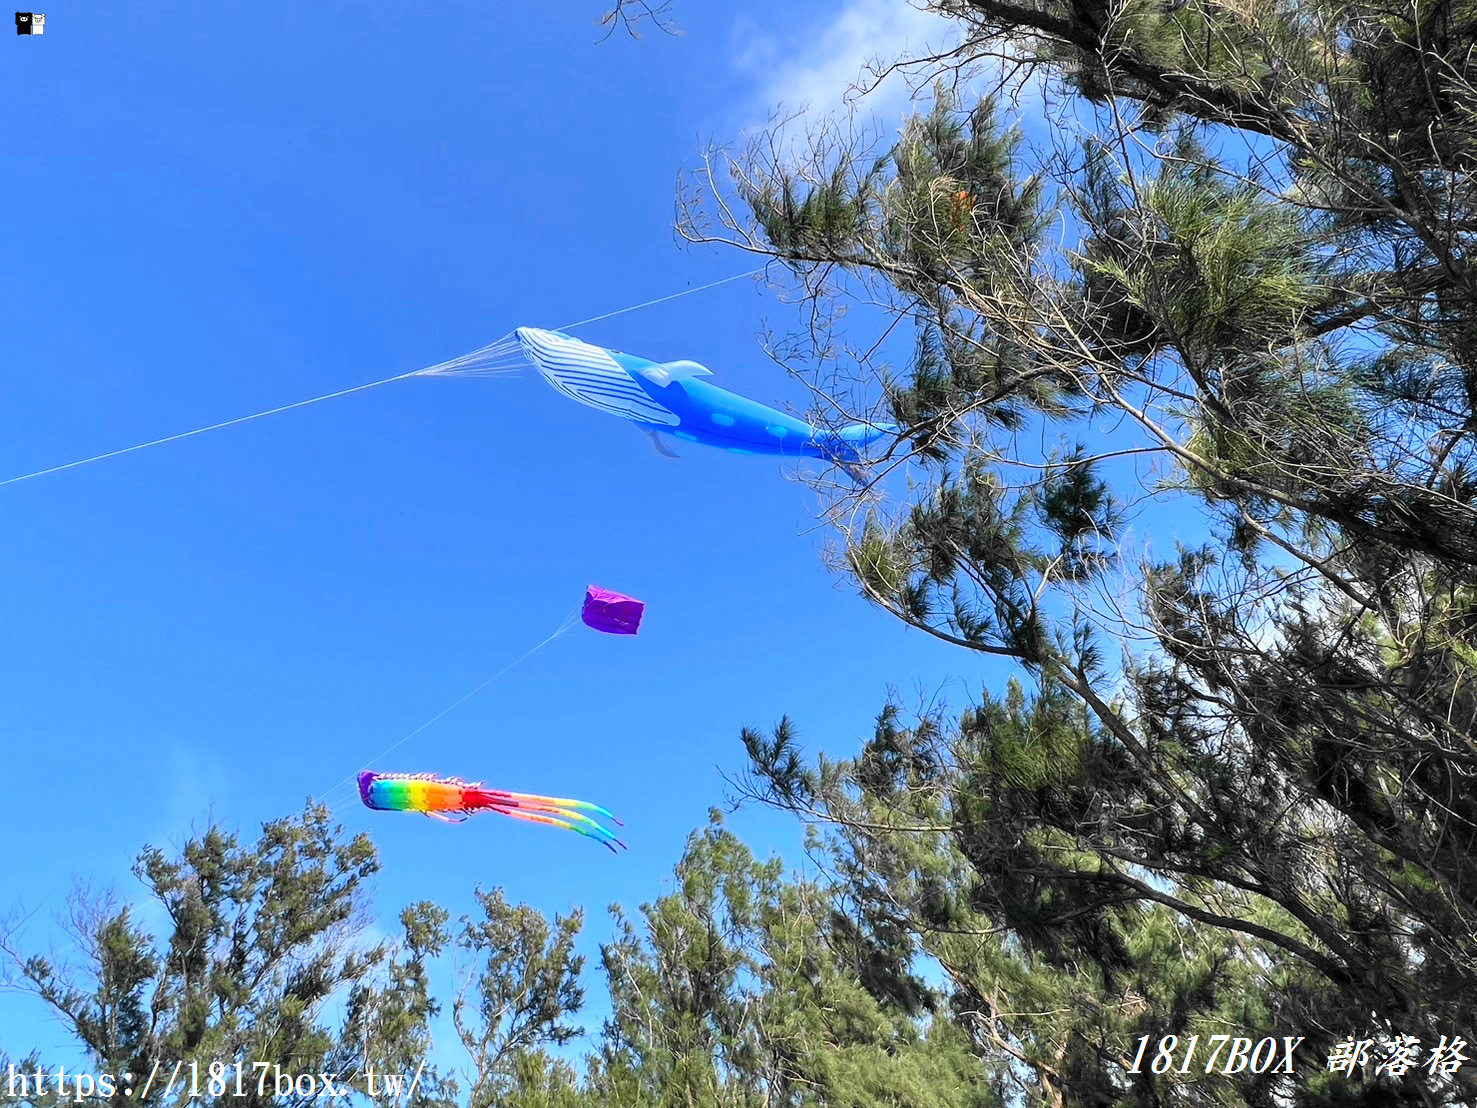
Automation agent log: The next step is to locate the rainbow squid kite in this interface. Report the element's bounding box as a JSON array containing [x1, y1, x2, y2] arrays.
[[358, 771, 626, 852]]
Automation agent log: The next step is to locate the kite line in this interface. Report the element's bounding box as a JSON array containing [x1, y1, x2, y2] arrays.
[[321, 587, 644, 840], [317, 607, 584, 813], [0, 373, 428, 488], [0, 268, 764, 489]]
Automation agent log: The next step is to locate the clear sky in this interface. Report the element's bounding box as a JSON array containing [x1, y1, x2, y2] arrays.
[[0, 0, 1007, 1062]]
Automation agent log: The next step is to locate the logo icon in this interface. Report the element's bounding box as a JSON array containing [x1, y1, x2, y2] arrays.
[[15, 12, 43, 34]]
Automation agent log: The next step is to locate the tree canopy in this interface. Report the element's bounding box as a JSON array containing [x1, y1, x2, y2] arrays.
[[676, 0, 1477, 1102]]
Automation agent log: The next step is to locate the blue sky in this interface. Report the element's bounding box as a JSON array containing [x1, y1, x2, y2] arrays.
[[0, 0, 1007, 1066]]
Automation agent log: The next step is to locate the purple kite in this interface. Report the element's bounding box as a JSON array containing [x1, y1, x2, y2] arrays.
[[582, 585, 645, 635]]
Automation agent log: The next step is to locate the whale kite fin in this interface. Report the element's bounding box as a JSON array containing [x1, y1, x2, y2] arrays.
[[645, 429, 682, 458], [634, 360, 713, 387]]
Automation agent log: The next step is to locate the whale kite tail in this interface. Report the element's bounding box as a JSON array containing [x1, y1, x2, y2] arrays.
[[813, 421, 896, 464], [809, 422, 895, 492]]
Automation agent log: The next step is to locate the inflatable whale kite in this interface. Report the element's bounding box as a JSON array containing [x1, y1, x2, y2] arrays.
[[515, 326, 894, 476]]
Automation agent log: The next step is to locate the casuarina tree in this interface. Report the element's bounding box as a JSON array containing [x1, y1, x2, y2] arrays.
[[680, 1, 1477, 1103]]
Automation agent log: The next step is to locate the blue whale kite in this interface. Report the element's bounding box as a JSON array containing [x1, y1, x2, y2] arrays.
[[516, 327, 893, 478]]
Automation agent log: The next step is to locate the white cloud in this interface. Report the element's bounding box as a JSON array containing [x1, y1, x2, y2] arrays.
[[732, 0, 962, 132]]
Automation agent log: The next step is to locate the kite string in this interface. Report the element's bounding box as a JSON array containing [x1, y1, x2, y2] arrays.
[[414, 268, 765, 379], [0, 371, 425, 488], [318, 609, 583, 812], [551, 268, 762, 331], [0, 268, 764, 489]]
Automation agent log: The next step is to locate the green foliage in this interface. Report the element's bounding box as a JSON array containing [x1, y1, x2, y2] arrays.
[[594, 814, 1005, 1108], [4, 809, 1004, 1108], [685, 0, 1477, 1103], [1082, 136, 1320, 362], [1, 806, 454, 1108], [452, 889, 586, 1108]]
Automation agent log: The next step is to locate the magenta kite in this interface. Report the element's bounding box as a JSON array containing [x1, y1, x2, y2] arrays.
[[582, 585, 644, 635]]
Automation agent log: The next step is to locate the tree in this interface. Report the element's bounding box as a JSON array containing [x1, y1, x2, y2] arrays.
[[680, 1, 1477, 1103], [341, 901, 457, 1108], [2, 805, 1005, 1108], [451, 888, 585, 1108], [598, 0, 678, 40], [1, 805, 453, 1108], [593, 811, 1002, 1108]]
